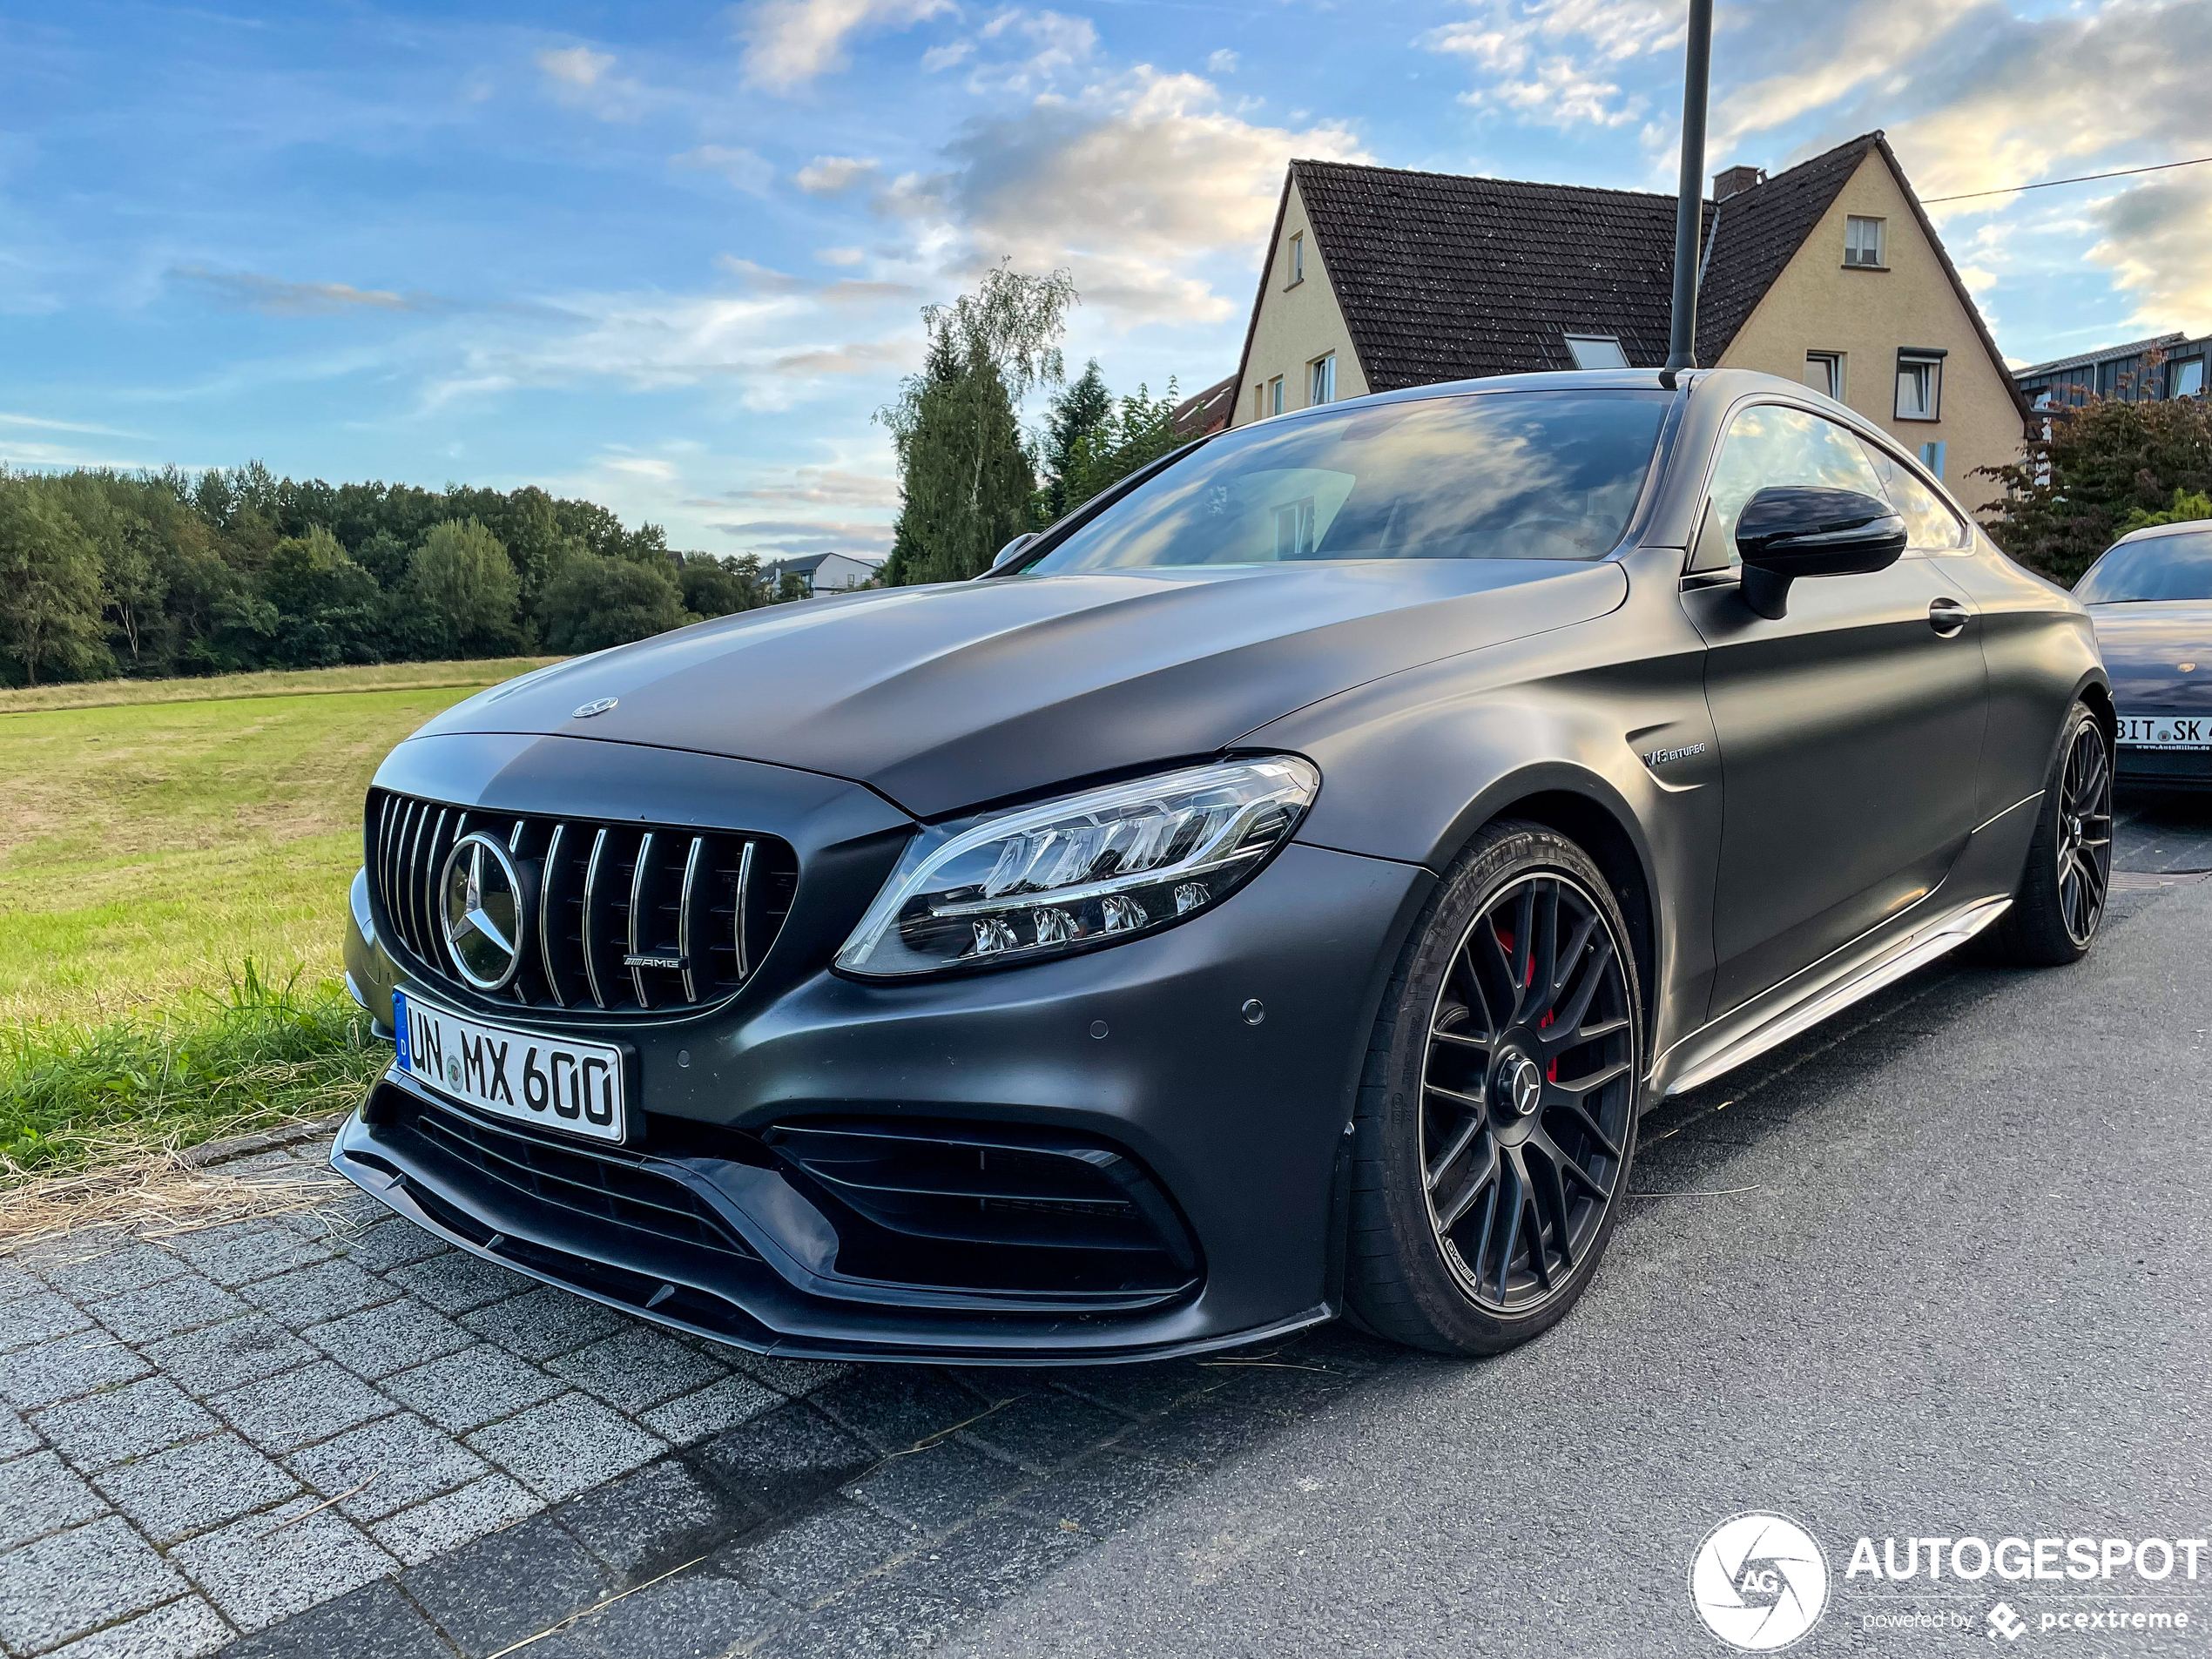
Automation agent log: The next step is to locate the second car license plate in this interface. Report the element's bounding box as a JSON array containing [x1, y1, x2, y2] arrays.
[[394, 990, 626, 1143], [2116, 713, 2212, 749]]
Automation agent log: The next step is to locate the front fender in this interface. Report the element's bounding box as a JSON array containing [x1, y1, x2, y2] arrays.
[[1244, 546, 1723, 1063]]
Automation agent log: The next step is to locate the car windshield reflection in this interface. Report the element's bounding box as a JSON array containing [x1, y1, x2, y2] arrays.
[[1027, 391, 1671, 572], [2076, 529, 2212, 604]]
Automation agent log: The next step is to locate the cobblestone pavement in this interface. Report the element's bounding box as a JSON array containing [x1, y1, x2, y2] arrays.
[[0, 1136, 1400, 1659], [4, 803, 2202, 1659]]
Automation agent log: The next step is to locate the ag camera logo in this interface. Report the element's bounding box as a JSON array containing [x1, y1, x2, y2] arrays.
[[1689, 1512, 1831, 1651]]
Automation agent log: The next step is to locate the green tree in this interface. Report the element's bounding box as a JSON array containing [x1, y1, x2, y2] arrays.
[[1041, 359, 1112, 521], [260, 527, 384, 667], [1979, 395, 2212, 583], [880, 265, 1076, 585], [536, 552, 690, 652], [678, 554, 769, 618], [0, 478, 112, 686], [1060, 380, 1184, 512], [401, 519, 521, 658], [2117, 486, 2212, 535]]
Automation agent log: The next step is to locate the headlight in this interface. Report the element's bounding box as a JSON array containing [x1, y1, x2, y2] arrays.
[[835, 756, 1320, 977]]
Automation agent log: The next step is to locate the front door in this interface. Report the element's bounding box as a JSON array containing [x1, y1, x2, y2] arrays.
[[1682, 401, 1988, 1020]]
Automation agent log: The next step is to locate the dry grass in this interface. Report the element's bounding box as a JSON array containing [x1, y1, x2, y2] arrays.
[[0, 1130, 354, 1251], [0, 657, 563, 714]]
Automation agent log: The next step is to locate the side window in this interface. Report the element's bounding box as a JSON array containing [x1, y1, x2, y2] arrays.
[[1690, 403, 1889, 572], [1857, 440, 1968, 551]]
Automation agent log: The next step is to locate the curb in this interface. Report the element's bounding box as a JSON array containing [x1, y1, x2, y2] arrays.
[[180, 1110, 354, 1171]]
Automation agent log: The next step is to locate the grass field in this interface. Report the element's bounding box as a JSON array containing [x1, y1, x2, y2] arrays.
[[1, 658, 560, 1175]]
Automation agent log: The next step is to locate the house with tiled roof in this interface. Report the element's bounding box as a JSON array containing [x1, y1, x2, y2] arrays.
[[2014, 332, 2209, 408], [1230, 132, 2030, 505]]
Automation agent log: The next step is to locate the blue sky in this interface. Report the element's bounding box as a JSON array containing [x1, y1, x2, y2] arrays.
[[3, 0, 2207, 560]]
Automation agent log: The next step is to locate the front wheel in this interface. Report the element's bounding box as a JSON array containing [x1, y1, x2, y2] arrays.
[[1988, 701, 2113, 967], [1345, 821, 1642, 1356]]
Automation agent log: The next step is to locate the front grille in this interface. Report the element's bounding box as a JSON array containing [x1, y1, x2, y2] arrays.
[[397, 1096, 756, 1259], [368, 789, 797, 1015]]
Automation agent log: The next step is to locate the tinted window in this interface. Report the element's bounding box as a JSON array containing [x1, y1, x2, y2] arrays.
[[1692, 403, 1889, 571], [1027, 392, 1669, 572], [1858, 442, 1968, 550], [2074, 530, 2212, 603]]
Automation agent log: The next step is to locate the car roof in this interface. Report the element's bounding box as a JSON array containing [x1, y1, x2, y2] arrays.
[[2110, 518, 2212, 547]]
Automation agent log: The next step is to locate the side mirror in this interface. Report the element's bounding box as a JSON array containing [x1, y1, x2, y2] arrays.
[[1734, 486, 1907, 619], [979, 531, 1039, 578]]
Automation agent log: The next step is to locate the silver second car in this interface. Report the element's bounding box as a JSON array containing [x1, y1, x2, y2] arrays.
[[336, 368, 2111, 1365]]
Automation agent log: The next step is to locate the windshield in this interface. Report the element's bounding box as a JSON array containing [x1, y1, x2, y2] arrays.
[[1026, 391, 1671, 572], [2075, 529, 2212, 604]]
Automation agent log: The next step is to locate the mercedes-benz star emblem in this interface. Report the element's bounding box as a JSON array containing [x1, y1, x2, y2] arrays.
[[439, 832, 532, 991], [1507, 1055, 1542, 1116], [572, 697, 618, 718]]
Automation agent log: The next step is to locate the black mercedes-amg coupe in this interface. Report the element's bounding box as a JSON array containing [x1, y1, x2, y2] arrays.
[[335, 367, 2112, 1363]]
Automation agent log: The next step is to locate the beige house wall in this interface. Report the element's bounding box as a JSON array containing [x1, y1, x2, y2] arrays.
[[1228, 178, 1369, 428], [1713, 151, 2023, 513]]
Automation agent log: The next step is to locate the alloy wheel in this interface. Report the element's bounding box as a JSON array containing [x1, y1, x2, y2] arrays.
[[2055, 719, 2114, 948], [1419, 873, 1636, 1314]]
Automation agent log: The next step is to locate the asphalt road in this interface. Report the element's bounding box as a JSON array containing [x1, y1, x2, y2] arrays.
[[951, 798, 2212, 1659]]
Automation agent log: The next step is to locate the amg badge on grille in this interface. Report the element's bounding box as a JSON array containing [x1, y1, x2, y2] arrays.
[[623, 953, 686, 971]]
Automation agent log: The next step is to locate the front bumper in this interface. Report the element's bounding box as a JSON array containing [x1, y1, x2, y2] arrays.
[[337, 739, 1432, 1361]]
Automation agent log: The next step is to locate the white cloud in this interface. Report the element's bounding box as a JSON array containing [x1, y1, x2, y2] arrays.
[[704, 467, 903, 508], [673, 145, 775, 193], [738, 0, 955, 90], [796, 154, 882, 193], [172, 266, 432, 315], [927, 67, 1370, 324], [536, 45, 613, 86], [418, 280, 921, 412], [965, 10, 1098, 91], [1424, 0, 1679, 128], [816, 246, 867, 266], [1207, 48, 1238, 73], [532, 43, 658, 119], [2089, 171, 2212, 335]]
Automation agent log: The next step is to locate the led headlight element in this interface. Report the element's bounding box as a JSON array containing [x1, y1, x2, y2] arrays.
[[835, 757, 1320, 977]]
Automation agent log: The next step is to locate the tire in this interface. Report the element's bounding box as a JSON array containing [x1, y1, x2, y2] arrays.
[[1345, 819, 1643, 1356], [1988, 702, 2113, 968]]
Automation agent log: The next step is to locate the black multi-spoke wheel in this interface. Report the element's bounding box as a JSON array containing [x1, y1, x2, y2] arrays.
[[1346, 820, 1643, 1355], [2054, 719, 2113, 946], [1991, 702, 2114, 967]]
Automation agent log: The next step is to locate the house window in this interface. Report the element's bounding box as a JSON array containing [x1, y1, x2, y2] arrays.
[[1844, 215, 1886, 268], [1919, 441, 1946, 479], [2172, 357, 2206, 398], [1268, 375, 1285, 416], [1895, 349, 1944, 421], [1286, 233, 1304, 288], [1804, 352, 1846, 400], [1563, 334, 1629, 369], [1309, 354, 1335, 406]]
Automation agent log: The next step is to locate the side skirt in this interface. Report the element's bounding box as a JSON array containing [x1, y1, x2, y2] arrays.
[[1656, 893, 2012, 1098]]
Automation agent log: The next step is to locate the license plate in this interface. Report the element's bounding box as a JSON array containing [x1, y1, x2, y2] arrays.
[[2116, 713, 2212, 749], [394, 990, 626, 1143]]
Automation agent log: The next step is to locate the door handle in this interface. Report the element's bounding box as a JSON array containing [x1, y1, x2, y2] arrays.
[[1928, 597, 1970, 637]]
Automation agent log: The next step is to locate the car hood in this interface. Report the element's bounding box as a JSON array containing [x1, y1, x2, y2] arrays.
[[417, 560, 1627, 819], [2088, 601, 2212, 708]]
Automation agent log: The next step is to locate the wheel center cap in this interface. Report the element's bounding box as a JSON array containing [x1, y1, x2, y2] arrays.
[[1494, 1050, 1543, 1119]]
